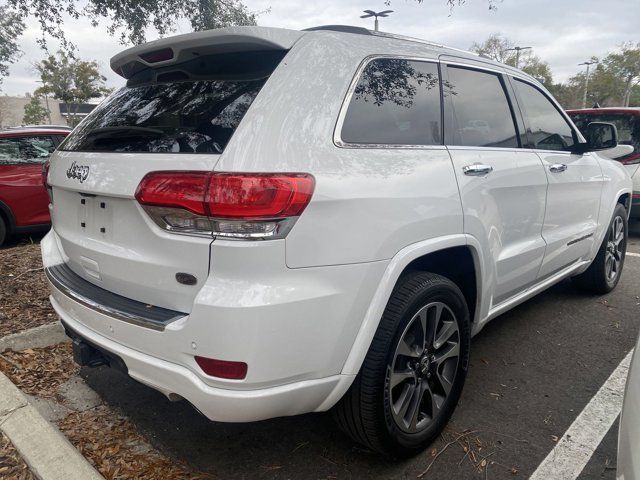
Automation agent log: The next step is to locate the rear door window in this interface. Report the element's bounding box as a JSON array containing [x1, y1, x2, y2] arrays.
[[513, 79, 576, 152], [0, 136, 56, 164], [60, 51, 285, 154], [446, 66, 519, 148], [339, 58, 442, 146]]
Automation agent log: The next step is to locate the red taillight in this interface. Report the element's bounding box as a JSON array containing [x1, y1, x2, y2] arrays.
[[42, 161, 50, 188], [139, 48, 174, 63], [195, 356, 247, 380], [135, 171, 210, 215], [208, 173, 315, 219], [620, 153, 640, 165], [135, 171, 315, 239]]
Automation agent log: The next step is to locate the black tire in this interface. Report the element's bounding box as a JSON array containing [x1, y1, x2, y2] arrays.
[[332, 271, 471, 457], [572, 203, 627, 294], [0, 215, 6, 247]]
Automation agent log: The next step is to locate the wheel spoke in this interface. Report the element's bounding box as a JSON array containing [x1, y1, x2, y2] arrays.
[[390, 370, 415, 390], [417, 308, 429, 354], [434, 320, 457, 350], [394, 383, 417, 420], [436, 367, 454, 396], [425, 381, 444, 419], [434, 340, 460, 366], [396, 336, 420, 359], [407, 383, 425, 430]]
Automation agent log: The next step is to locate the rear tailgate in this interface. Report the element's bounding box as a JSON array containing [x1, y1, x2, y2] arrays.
[[47, 27, 303, 313], [48, 152, 217, 312]]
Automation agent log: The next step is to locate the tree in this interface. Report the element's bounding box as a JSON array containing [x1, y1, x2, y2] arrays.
[[470, 33, 554, 85], [601, 43, 640, 107], [23, 95, 50, 124], [0, 6, 25, 88], [34, 51, 112, 126], [0, 0, 257, 84]]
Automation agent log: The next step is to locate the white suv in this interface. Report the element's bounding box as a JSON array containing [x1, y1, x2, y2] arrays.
[[42, 25, 632, 456]]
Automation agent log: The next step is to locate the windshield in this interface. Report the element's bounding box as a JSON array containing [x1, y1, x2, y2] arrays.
[[60, 78, 266, 154]]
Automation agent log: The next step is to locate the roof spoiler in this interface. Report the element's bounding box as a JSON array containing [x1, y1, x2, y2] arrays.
[[110, 26, 304, 79]]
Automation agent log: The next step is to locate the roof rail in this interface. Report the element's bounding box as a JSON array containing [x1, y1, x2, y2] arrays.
[[303, 25, 372, 35]]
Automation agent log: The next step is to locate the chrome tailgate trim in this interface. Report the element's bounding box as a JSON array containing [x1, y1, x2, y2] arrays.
[[45, 263, 186, 331]]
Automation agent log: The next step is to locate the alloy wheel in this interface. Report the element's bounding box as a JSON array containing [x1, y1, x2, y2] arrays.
[[387, 302, 460, 434], [605, 215, 625, 282]]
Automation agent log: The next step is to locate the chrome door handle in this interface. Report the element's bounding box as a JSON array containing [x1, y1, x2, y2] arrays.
[[463, 164, 493, 176], [549, 163, 567, 173]]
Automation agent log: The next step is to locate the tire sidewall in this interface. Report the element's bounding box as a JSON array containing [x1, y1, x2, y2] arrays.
[[380, 278, 471, 454]]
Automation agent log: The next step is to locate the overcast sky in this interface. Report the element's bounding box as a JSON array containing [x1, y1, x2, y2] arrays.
[[3, 0, 638, 96]]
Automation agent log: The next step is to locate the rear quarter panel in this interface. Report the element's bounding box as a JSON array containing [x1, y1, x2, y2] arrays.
[[216, 32, 463, 268]]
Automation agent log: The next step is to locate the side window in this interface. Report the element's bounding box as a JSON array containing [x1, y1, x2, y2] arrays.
[[513, 80, 575, 152], [0, 138, 21, 165], [340, 58, 442, 146], [446, 66, 519, 148], [0, 136, 55, 165]]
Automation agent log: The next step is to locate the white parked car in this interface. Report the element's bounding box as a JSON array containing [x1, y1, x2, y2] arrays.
[[42, 26, 632, 456]]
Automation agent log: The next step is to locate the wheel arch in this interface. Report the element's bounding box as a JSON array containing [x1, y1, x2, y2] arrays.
[[0, 199, 16, 232], [340, 234, 483, 378]]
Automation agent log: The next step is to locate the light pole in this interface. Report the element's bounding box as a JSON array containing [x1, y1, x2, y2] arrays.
[[360, 9, 393, 32], [505, 46, 532, 69], [578, 60, 598, 109]]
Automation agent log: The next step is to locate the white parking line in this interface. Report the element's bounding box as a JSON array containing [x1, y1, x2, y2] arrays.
[[627, 252, 640, 258], [530, 349, 633, 480]]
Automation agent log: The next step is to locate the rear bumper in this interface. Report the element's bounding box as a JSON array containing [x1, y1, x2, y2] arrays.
[[51, 297, 352, 422], [42, 230, 386, 421]]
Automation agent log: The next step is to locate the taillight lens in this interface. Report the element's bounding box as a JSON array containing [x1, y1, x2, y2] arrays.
[[135, 171, 315, 240], [619, 153, 640, 165], [195, 356, 247, 380]]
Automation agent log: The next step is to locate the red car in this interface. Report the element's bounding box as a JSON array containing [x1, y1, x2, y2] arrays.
[[0, 127, 70, 245]]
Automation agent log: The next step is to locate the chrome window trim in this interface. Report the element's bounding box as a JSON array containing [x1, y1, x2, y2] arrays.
[[333, 55, 445, 150]]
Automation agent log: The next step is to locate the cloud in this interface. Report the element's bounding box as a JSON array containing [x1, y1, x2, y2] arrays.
[[4, 0, 638, 96]]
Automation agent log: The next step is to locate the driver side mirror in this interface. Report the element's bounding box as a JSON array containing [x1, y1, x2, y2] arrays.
[[584, 122, 618, 151]]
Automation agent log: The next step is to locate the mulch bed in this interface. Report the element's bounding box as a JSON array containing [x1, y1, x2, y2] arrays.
[[0, 433, 35, 480], [0, 243, 56, 338], [59, 406, 211, 480], [0, 343, 79, 399]]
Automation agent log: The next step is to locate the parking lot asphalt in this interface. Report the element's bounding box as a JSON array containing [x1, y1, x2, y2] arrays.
[[78, 225, 640, 479]]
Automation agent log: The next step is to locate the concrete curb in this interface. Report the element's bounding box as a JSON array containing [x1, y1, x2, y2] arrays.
[[0, 322, 68, 353], [0, 372, 103, 480]]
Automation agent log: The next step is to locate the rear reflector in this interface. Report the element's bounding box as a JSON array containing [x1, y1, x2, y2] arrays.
[[135, 171, 315, 239], [195, 356, 247, 380]]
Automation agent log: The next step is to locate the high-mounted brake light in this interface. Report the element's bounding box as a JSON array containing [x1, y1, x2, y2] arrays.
[[139, 48, 174, 64], [135, 171, 315, 239]]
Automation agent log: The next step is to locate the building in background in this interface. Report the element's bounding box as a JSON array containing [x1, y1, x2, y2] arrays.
[[0, 94, 98, 128]]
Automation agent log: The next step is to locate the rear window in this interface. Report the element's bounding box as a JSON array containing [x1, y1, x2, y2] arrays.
[[569, 112, 640, 158], [340, 58, 442, 146], [60, 51, 285, 154]]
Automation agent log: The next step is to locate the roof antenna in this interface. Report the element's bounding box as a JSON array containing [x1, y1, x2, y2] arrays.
[[592, 102, 601, 109]]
